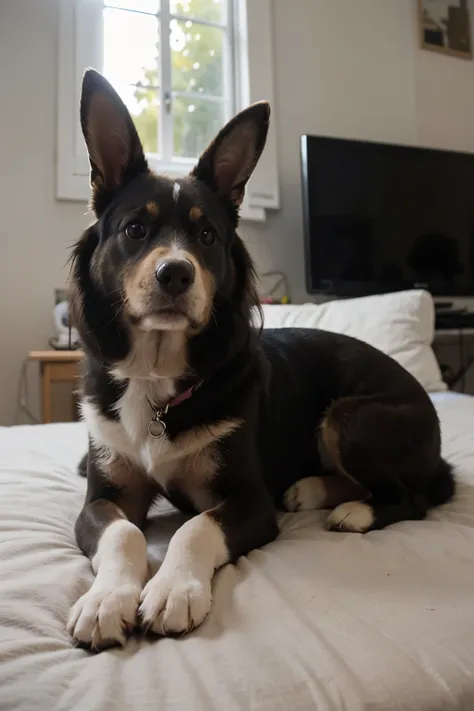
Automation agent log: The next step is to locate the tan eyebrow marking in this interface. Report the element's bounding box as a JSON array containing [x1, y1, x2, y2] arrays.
[[189, 206, 203, 221], [146, 201, 159, 217]]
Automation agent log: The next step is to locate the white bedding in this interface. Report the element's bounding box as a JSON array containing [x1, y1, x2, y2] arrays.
[[1, 392, 474, 711]]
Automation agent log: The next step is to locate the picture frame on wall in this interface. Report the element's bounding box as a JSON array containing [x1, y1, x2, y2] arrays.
[[419, 0, 472, 59]]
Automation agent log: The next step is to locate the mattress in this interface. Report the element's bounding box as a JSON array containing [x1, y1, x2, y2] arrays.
[[1, 392, 474, 711]]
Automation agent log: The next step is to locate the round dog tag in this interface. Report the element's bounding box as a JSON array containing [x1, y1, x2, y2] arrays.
[[148, 418, 166, 439]]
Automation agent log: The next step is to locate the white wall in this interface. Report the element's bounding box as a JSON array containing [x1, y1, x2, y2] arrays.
[[1, 0, 474, 424], [417, 41, 474, 154], [0, 0, 90, 425], [242, 0, 474, 304]]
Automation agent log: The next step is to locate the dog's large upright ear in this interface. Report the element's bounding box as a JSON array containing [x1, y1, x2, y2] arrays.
[[80, 69, 148, 215], [191, 101, 270, 212]]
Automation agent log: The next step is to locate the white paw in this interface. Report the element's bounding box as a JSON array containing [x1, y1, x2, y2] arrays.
[[139, 567, 212, 636], [67, 580, 142, 650], [327, 501, 374, 532], [284, 477, 327, 512]]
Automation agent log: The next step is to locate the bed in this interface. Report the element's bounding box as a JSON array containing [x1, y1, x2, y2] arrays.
[[1, 291, 474, 711]]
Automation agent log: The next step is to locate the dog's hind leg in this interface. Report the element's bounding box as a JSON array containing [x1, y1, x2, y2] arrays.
[[326, 491, 426, 533], [320, 398, 454, 533], [283, 475, 365, 512]]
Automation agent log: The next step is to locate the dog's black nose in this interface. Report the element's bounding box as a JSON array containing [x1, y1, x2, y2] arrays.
[[155, 259, 195, 296]]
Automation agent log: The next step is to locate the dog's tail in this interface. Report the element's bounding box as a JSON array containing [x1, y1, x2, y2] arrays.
[[77, 453, 87, 477], [427, 458, 455, 507]]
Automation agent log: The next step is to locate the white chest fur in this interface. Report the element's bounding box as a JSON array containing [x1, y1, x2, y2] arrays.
[[82, 378, 182, 486], [81, 379, 240, 508], [117, 377, 177, 477]]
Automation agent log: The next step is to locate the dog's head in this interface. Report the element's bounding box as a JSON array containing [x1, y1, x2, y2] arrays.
[[70, 70, 268, 374]]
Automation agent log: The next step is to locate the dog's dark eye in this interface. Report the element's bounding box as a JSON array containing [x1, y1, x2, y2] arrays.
[[199, 227, 216, 247], [125, 222, 147, 240]]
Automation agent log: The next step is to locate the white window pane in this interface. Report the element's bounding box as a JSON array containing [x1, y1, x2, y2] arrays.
[[173, 96, 223, 158], [170, 0, 226, 25], [103, 8, 159, 89], [104, 1, 159, 14], [170, 19, 224, 96]]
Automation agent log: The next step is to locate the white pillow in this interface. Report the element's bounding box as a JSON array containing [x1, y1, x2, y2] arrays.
[[260, 290, 446, 393]]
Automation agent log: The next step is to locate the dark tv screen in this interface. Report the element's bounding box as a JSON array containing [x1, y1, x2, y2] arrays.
[[301, 135, 474, 297]]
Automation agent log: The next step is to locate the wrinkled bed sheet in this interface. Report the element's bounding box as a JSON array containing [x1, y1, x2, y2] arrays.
[[0, 392, 473, 711]]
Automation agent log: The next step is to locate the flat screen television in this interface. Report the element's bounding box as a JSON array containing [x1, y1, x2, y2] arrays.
[[301, 135, 474, 297]]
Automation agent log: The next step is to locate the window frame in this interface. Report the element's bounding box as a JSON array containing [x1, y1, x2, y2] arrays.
[[56, 0, 278, 221]]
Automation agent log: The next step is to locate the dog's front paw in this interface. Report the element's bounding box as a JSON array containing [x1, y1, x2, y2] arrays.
[[284, 477, 328, 512], [67, 580, 142, 651], [139, 568, 212, 636]]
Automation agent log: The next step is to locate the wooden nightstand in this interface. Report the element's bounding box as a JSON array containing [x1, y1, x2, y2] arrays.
[[28, 350, 84, 424]]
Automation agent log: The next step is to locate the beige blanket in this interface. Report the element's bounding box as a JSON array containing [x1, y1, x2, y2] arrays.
[[1, 392, 473, 711]]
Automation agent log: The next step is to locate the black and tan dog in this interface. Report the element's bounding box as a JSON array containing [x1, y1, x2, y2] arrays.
[[68, 69, 454, 651]]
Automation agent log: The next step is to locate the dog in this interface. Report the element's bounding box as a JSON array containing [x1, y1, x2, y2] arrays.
[[68, 69, 455, 651]]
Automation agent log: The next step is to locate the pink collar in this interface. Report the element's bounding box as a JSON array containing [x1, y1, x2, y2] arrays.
[[146, 381, 202, 439], [168, 381, 202, 408]]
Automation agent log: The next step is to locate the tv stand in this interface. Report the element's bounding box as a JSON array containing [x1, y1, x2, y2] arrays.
[[435, 309, 474, 331], [434, 327, 474, 392]]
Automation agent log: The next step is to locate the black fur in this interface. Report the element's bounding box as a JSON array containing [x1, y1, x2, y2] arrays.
[[70, 71, 454, 648]]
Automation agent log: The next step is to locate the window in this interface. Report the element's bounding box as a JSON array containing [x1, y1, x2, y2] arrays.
[[57, 0, 278, 221], [103, 0, 234, 168]]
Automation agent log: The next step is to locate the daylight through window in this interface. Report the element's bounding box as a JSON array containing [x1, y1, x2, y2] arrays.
[[103, 0, 234, 166]]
